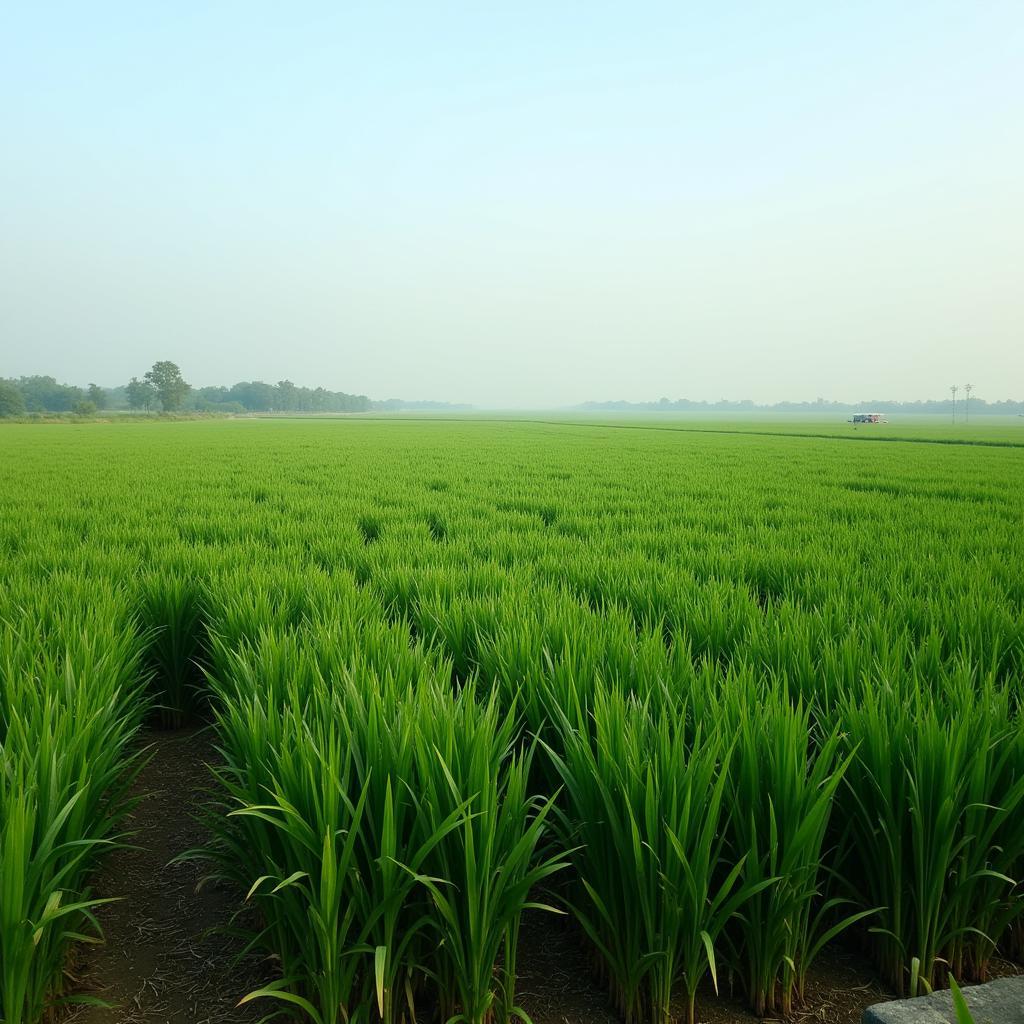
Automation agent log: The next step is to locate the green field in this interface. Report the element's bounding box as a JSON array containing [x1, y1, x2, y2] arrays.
[[1, 419, 1023, 1024], [340, 411, 1024, 446]]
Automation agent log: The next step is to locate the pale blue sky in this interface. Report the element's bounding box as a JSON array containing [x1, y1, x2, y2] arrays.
[[2, 2, 1021, 406]]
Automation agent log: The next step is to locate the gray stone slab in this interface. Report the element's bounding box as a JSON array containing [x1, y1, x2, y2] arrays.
[[863, 977, 1024, 1024]]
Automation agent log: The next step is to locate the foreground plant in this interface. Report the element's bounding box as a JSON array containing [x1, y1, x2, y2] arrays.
[[412, 687, 566, 1024], [203, 621, 563, 1024], [136, 571, 207, 727], [836, 671, 1024, 996], [547, 686, 768, 1024], [716, 674, 873, 1016], [0, 582, 148, 1024]]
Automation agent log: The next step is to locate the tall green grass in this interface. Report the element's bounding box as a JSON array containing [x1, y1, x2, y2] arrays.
[[201, 611, 563, 1024], [836, 670, 1024, 995], [0, 582, 148, 1024], [2, 418, 1023, 1022], [136, 571, 207, 727], [714, 674, 872, 1016], [547, 686, 766, 1024]]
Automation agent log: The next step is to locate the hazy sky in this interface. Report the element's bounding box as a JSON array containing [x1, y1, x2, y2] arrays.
[[2, 2, 1022, 407]]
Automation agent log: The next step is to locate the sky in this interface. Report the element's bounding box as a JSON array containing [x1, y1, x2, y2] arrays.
[[2, 2, 1022, 408]]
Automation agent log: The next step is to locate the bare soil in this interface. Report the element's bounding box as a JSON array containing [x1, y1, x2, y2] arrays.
[[514, 913, 892, 1024], [66, 727, 270, 1024], [515, 915, 1023, 1024]]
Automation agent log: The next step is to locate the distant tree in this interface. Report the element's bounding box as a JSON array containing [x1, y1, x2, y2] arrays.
[[72, 398, 97, 416], [144, 361, 190, 411], [14, 375, 84, 412], [126, 376, 158, 411], [195, 385, 230, 405], [0, 380, 26, 417], [87, 383, 107, 410], [276, 379, 298, 411], [229, 380, 276, 411]]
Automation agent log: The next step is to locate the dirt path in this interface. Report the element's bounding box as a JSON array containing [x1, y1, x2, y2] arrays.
[[67, 727, 269, 1024], [514, 910, 892, 1024]]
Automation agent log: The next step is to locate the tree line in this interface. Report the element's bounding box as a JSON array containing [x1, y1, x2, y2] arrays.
[[0, 362, 469, 417], [579, 396, 1024, 415], [0, 362, 199, 416]]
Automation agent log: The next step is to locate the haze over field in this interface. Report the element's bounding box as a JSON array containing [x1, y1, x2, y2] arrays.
[[2, 2, 1022, 408]]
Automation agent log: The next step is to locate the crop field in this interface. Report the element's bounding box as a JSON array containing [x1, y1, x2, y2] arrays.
[[1, 418, 1023, 1024]]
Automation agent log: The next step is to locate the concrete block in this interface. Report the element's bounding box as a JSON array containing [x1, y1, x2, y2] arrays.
[[863, 977, 1024, 1024]]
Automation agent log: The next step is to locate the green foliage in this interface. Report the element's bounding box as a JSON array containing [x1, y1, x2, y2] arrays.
[[547, 688, 766, 1024], [835, 673, 1024, 996], [715, 674, 873, 1016], [125, 375, 157, 410], [143, 360, 190, 412], [1, 419, 1023, 1023], [0, 580, 149, 1024], [1, 376, 82, 413], [136, 572, 207, 727], [199, 608, 561, 1024], [948, 976, 975, 1024], [86, 384, 107, 411], [0, 382, 25, 418]]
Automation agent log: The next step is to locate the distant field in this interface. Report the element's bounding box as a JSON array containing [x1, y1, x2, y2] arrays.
[[559, 412, 1024, 445], [572, 413, 1024, 445], [2, 419, 1022, 1024], [337, 411, 1024, 446]]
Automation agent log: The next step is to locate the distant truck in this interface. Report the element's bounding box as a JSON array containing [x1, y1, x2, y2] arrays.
[[851, 413, 888, 424]]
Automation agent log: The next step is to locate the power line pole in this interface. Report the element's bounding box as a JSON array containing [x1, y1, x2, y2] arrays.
[[950, 384, 958, 424], [964, 383, 973, 424]]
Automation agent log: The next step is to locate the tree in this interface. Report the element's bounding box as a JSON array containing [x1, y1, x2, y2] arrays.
[[87, 383, 107, 410], [0, 380, 26, 417], [195, 385, 230, 405], [13, 375, 83, 412], [276, 379, 298, 411], [229, 380, 276, 411], [72, 398, 97, 416], [143, 361, 190, 412], [126, 376, 157, 411]]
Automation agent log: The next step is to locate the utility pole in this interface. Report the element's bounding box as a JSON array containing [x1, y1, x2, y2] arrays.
[[950, 384, 958, 424], [964, 383, 973, 424]]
